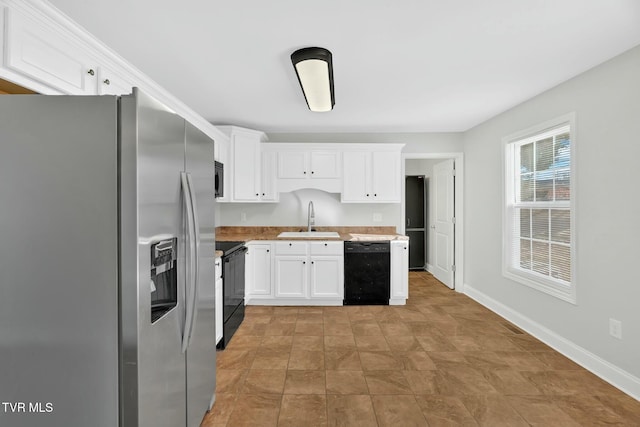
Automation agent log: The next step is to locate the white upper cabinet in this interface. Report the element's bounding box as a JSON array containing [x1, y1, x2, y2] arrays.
[[342, 145, 403, 203], [218, 126, 276, 203], [269, 144, 342, 193], [260, 150, 278, 202], [310, 150, 341, 178], [0, 0, 222, 147], [372, 150, 401, 201], [3, 6, 133, 96], [278, 149, 340, 179], [4, 7, 96, 94], [96, 64, 132, 95], [277, 151, 307, 179]]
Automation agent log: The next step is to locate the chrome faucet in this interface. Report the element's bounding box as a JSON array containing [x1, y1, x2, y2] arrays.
[[307, 201, 315, 232]]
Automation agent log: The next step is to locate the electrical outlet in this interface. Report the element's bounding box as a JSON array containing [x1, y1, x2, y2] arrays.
[[240, 212, 247, 222], [609, 318, 622, 339], [372, 213, 382, 222]]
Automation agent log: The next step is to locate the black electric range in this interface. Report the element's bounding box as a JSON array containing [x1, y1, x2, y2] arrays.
[[215, 241, 247, 349]]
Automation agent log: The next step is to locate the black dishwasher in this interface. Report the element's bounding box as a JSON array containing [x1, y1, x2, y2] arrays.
[[344, 241, 390, 305]]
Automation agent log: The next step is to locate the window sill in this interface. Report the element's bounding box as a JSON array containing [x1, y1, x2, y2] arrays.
[[503, 268, 576, 304]]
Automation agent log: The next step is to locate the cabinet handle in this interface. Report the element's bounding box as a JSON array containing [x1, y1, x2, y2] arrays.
[[303, 171, 307, 174], [103, 79, 111, 85], [374, 193, 377, 197], [311, 171, 315, 174], [289, 243, 292, 246], [366, 194, 370, 197], [262, 193, 265, 196], [87, 69, 95, 76], [324, 243, 327, 246], [311, 261, 314, 264], [303, 261, 306, 264], [404, 247, 407, 250], [256, 193, 259, 196], [266, 249, 270, 253]]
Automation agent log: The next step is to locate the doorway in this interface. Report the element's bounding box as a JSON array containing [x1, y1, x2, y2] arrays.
[[405, 175, 427, 270], [401, 153, 464, 291]]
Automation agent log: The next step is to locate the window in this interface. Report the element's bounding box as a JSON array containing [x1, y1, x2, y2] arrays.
[[503, 114, 576, 303]]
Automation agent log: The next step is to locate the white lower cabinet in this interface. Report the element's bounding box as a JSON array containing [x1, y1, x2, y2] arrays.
[[309, 257, 343, 298], [245, 242, 273, 301], [390, 240, 409, 305], [215, 257, 223, 345], [245, 240, 343, 305], [274, 256, 307, 298], [309, 242, 343, 299]]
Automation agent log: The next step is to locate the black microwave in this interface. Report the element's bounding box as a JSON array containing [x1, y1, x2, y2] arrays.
[[214, 161, 224, 198]]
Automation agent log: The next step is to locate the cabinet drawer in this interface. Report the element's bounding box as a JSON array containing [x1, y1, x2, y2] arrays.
[[275, 241, 307, 255], [309, 241, 343, 256]]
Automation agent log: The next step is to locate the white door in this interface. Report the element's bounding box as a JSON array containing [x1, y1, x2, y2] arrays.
[[310, 151, 340, 178], [309, 257, 343, 298], [342, 151, 369, 201], [432, 159, 455, 289], [372, 151, 401, 202], [278, 151, 308, 178], [274, 256, 307, 298], [232, 134, 260, 201], [246, 244, 272, 297]]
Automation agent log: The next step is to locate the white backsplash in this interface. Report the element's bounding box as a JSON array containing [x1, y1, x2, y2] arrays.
[[218, 188, 401, 229]]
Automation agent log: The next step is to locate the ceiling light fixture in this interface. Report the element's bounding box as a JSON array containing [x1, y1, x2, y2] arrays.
[[291, 47, 335, 112]]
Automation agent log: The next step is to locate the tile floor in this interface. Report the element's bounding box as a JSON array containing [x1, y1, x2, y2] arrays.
[[201, 271, 640, 426]]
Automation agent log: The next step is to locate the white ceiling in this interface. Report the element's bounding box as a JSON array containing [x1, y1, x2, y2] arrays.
[[50, 0, 640, 133]]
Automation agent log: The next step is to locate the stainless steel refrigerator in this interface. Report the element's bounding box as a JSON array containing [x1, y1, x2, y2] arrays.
[[0, 88, 216, 427]]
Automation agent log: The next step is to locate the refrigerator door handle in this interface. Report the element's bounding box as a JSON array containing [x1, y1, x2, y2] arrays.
[[181, 172, 197, 353], [185, 173, 201, 350]]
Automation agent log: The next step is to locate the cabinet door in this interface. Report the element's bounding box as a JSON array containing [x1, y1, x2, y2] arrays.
[[274, 256, 307, 298], [372, 151, 401, 202], [342, 151, 370, 202], [278, 151, 308, 178], [97, 65, 133, 95], [246, 244, 272, 297], [261, 150, 279, 201], [232, 133, 260, 201], [309, 256, 343, 298], [390, 241, 409, 300], [310, 150, 340, 178], [5, 9, 97, 94]]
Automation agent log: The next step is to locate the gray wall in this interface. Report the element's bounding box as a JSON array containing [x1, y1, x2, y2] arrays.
[[463, 45, 640, 378]]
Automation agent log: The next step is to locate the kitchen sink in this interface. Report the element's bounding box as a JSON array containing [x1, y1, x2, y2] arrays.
[[277, 231, 340, 238]]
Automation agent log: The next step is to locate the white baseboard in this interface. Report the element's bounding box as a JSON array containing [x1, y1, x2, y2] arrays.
[[463, 283, 640, 401], [246, 298, 343, 306], [426, 263, 434, 273]]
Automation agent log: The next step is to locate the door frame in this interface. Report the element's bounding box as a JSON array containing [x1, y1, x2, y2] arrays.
[[400, 152, 464, 292]]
